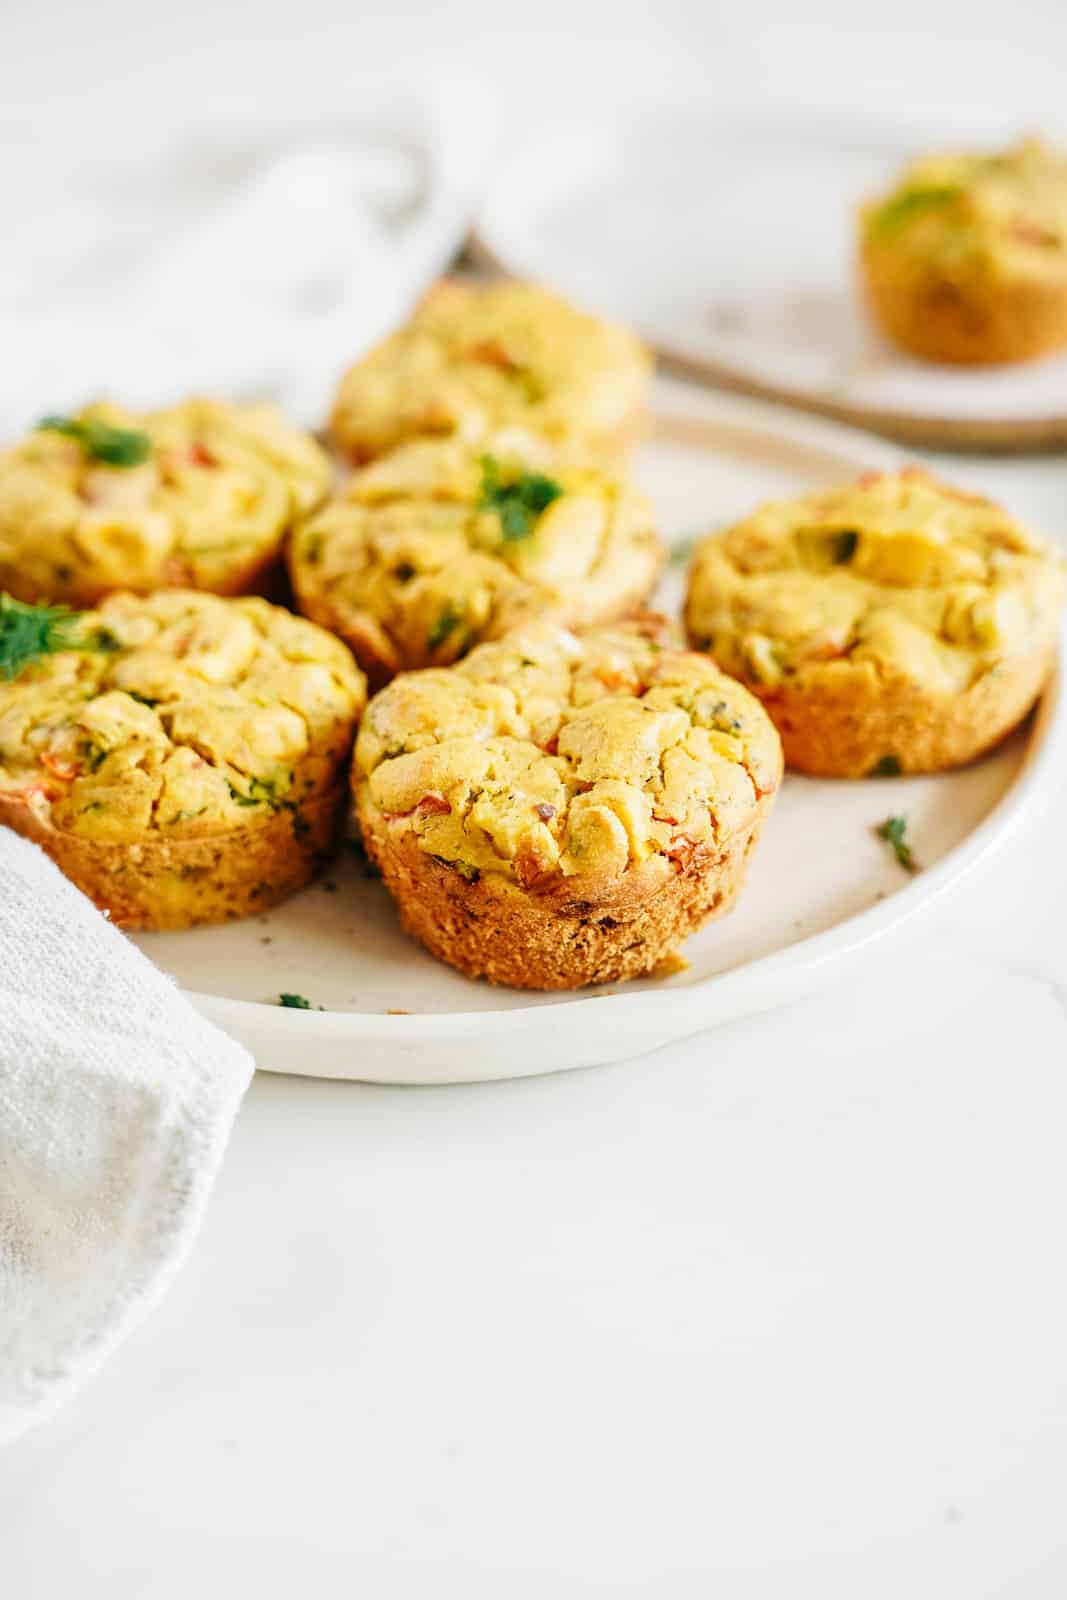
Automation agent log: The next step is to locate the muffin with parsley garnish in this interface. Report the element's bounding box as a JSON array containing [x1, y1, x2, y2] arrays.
[[328, 279, 652, 467], [859, 137, 1067, 364], [289, 435, 664, 687], [0, 590, 366, 928], [684, 469, 1064, 777], [353, 615, 782, 990], [0, 398, 332, 609]]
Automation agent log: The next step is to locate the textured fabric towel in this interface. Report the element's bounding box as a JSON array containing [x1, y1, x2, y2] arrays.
[[0, 832, 253, 1441], [0, 72, 493, 433], [0, 76, 491, 1440]]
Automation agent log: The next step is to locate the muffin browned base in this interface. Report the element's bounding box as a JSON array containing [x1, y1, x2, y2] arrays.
[[359, 792, 774, 990], [0, 784, 347, 929], [750, 646, 1055, 777], [859, 247, 1067, 366]]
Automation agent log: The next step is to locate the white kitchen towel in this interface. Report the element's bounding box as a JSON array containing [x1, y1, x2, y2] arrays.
[[0, 832, 253, 1442], [0, 75, 492, 1441], [0, 71, 494, 433]]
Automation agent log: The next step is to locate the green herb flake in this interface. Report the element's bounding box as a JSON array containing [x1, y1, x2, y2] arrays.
[[479, 454, 563, 542], [228, 784, 264, 808], [226, 774, 285, 809], [869, 755, 902, 778], [37, 414, 153, 468], [875, 814, 917, 873], [0, 593, 118, 681], [278, 992, 312, 1009], [829, 530, 859, 564], [668, 535, 699, 569], [867, 185, 963, 239], [427, 602, 462, 652]]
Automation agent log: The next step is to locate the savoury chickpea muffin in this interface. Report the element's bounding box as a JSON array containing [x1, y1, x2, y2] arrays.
[[289, 435, 665, 688], [0, 590, 366, 928], [353, 616, 782, 990], [684, 469, 1065, 778], [329, 279, 652, 467], [859, 137, 1067, 365], [0, 398, 332, 609]]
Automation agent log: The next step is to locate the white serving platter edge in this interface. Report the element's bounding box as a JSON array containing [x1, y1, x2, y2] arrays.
[[134, 386, 1063, 1083]]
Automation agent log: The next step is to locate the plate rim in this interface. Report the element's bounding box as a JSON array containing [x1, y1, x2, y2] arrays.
[[193, 663, 1062, 1048], [472, 108, 1067, 452], [181, 387, 1064, 1057]]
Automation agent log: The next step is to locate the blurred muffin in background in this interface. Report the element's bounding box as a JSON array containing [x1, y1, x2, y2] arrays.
[[328, 279, 652, 467], [289, 434, 664, 687], [684, 468, 1065, 776], [0, 399, 331, 608], [858, 137, 1067, 365]]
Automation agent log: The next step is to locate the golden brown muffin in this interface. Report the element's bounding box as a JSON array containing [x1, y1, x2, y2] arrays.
[[858, 137, 1067, 364], [684, 469, 1064, 777], [329, 279, 652, 466], [0, 398, 332, 608], [353, 616, 782, 989], [0, 590, 366, 927], [289, 435, 664, 687]]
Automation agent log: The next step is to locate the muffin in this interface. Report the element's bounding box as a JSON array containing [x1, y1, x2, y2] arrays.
[[0, 398, 332, 608], [329, 279, 652, 466], [684, 469, 1065, 777], [859, 137, 1067, 365], [0, 589, 366, 927], [353, 616, 782, 990], [289, 435, 665, 687]]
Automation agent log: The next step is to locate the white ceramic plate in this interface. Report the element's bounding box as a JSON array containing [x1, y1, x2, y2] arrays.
[[134, 385, 1063, 1083], [475, 110, 1067, 449]]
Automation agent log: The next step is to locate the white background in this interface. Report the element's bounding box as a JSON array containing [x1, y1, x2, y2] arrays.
[[3, 1, 1067, 1595], [4, 0, 1067, 139]]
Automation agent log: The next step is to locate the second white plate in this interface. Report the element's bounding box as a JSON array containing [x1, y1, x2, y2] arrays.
[[475, 110, 1067, 449]]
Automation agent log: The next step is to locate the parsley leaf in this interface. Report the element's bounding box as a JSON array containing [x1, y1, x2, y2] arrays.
[[479, 455, 563, 542], [38, 414, 152, 468], [427, 602, 462, 652], [278, 993, 312, 1009], [227, 775, 286, 809], [867, 185, 963, 239], [869, 755, 902, 778], [0, 593, 116, 681], [669, 534, 700, 569], [875, 814, 917, 872]]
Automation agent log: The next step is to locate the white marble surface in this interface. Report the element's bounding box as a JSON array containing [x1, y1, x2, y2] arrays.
[[4, 1, 1067, 1593]]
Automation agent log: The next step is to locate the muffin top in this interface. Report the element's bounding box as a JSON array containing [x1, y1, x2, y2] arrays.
[[290, 435, 663, 683], [861, 137, 1067, 280], [0, 590, 365, 842], [0, 398, 332, 606], [685, 470, 1065, 696], [354, 617, 781, 887], [329, 280, 651, 463]]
